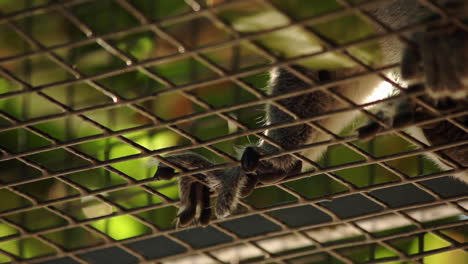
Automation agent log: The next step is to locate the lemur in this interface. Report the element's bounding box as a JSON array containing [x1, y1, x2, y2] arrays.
[[154, 0, 468, 227]]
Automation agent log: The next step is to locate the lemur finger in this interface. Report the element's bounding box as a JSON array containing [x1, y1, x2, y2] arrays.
[[240, 173, 258, 197], [241, 146, 260, 172], [198, 185, 212, 226], [177, 179, 200, 227], [154, 166, 176, 180], [401, 42, 422, 81]]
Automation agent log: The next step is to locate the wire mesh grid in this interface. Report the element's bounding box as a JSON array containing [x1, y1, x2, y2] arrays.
[[0, 0, 467, 263]]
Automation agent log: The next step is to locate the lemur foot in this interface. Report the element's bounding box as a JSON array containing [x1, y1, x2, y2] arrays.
[[240, 146, 303, 184], [154, 153, 260, 226], [402, 27, 468, 99]]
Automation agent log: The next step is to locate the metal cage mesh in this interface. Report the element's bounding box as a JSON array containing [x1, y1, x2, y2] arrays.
[[0, 0, 467, 263]]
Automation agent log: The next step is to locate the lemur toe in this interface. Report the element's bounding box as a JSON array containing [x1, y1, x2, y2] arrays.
[[198, 185, 212, 226], [177, 180, 203, 227], [154, 166, 176, 180], [257, 171, 288, 184], [240, 173, 259, 197], [405, 29, 468, 99], [241, 146, 260, 172]]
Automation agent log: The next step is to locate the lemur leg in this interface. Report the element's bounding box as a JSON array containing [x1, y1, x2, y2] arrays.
[[401, 10, 468, 99], [154, 153, 256, 222], [214, 166, 249, 217], [240, 67, 335, 183]]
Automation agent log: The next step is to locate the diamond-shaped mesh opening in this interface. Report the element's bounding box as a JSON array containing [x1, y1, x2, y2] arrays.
[[136, 206, 178, 231], [77, 246, 139, 264], [218, 214, 282, 238], [125, 235, 187, 260], [151, 56, 220, 86], [0, 237, 57, 260], [64, 168, 128, 191], [54, 42, 127, 76], [23, 148, 92, 172], [84, 105, 153, 131], [337, 243, 399, 263], [131, 0, 192, 21], [4, 54, 75, 87], [41, 82, 115, 111], [89, 215, 152, 241], [43, 227, 106, 251], [162, 16, 233, 49], [32, 115, 103, 142], [0, 128, 51, 153], [4, 208, 67, 232], [0, 93, 65, 121], [202, 41, 274, 72], [0, 1, 467, 263], [0, 159, 42, 184], [53, 197, 115, 221], [98, 70, 168, 100], [15, 177, 81, 202], [0, 23, 34, 58], [15, 10, 87, 47], [172, 226, 233, 249], [69, 0, 139, 35]]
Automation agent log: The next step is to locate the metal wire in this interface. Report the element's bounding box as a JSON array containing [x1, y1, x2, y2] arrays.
[[0, 0, 466, 263]]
